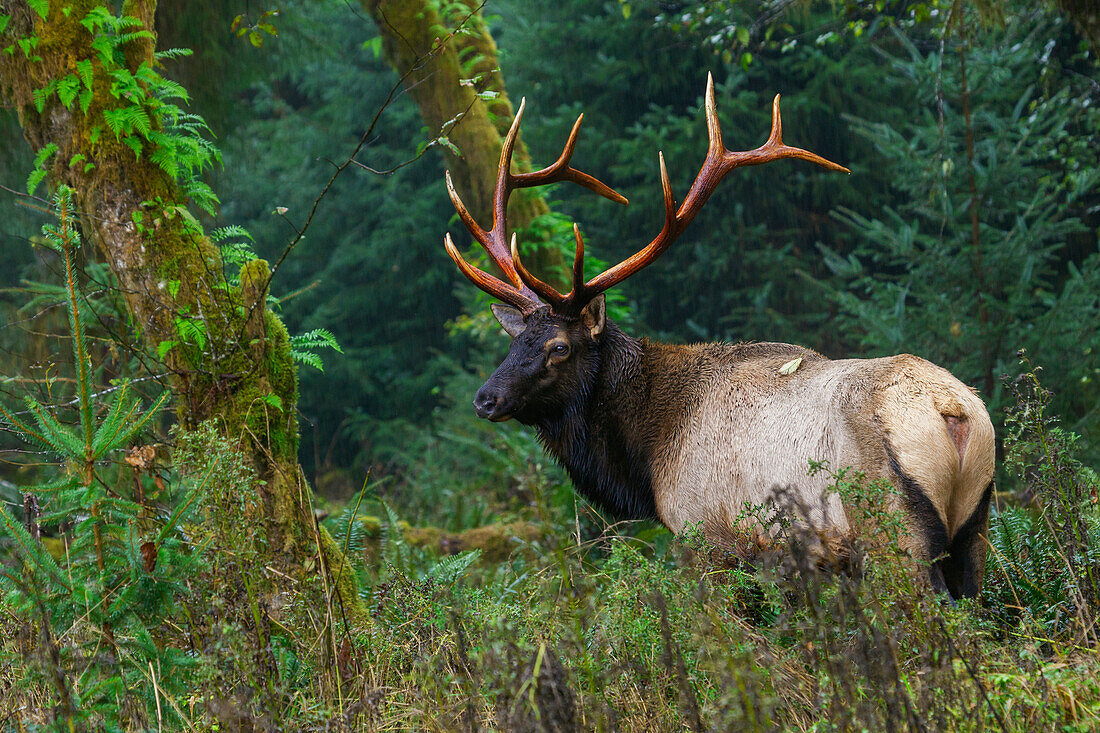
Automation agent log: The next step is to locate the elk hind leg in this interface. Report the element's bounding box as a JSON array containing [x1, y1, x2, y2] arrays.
[[940, 481, 993, 599], [885, 442, 950, 595]]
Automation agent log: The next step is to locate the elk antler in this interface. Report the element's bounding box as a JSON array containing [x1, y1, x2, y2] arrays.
[[446, 74, 849, 317], [443, 99, 628, 316]]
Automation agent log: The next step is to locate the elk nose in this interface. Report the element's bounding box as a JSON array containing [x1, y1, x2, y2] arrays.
[[473, 387, 503, 420]]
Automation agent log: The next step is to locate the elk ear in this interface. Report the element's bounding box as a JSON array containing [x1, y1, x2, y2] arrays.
[[581, 294, 606, 339], [491, 304, 527, 338]]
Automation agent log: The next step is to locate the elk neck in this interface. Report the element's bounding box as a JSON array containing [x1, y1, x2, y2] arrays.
[[531, 321, 666, 521]]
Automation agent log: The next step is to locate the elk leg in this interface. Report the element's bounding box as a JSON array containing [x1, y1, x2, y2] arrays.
[[885, 440, 950, 594], [939, 481, 994, 599]]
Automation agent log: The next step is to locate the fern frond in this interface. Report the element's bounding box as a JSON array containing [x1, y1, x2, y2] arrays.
[[212, 225, 254, 243], [289, 328, 343, 372], [381, 501, 410, 575], [429, 549, 481, 583]]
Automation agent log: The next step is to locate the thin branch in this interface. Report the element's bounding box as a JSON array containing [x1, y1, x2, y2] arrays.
[[236, 3, 487, 338]]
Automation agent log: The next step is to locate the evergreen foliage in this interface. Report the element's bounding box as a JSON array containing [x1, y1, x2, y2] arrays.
[[0, 0, 1099, 728], [821, 10, 1100, 437]]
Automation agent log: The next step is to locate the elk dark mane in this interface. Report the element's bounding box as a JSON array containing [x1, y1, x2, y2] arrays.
[[534, 324, 658, 520]]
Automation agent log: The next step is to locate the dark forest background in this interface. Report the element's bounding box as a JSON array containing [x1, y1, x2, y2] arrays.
[[3, 1, 1098, 511], [1, 0, 1099, 728]]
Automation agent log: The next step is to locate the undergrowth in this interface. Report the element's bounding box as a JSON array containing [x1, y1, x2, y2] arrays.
[[2, 204, 1100, 730]]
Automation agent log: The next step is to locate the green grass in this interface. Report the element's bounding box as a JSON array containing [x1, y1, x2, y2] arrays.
[[2, 268, 1098, 731]]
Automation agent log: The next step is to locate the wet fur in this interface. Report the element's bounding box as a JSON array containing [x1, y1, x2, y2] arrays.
[[484, 306, 996, 599]]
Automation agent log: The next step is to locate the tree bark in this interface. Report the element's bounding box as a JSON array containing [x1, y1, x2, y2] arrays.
[[364, 0, 566, 286], [0, 0, 367, 624]]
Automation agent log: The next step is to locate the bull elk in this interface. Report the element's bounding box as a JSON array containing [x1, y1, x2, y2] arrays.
[[442, 76, 995, 600]]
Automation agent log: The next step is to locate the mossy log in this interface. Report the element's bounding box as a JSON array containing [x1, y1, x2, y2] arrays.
[[358, 516, 546, 563], [0, 0, 368, 626]]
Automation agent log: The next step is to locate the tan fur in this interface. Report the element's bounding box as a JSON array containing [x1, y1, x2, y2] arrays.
[[641, 343, 995, 562]]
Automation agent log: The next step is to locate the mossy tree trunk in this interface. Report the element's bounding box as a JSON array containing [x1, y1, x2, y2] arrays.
[[0, 0, 366, 624], [364, 0, 565, 285]]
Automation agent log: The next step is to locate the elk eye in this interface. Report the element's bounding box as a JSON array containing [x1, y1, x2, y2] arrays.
[[552, 343, 570, 356]]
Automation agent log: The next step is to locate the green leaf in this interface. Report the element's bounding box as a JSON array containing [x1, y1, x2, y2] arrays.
[[293, 351, 323, 371], [0, 14, 10, 34], [437, 135, 461, 157], [27, 0, 48, 19], [156, 340, 178, 359], [32, 79, 56, 113], [362, 36, 382, 58], [26, 168, 47, 196], [249, 30, 263, 48], [778, 357, 803, 376], [174, 316, 207, 351], [122, 134, 143, 159], [26, 142, 57, 195], [32, 142, 58, 170], [261, 393, 283, 412], [75, 58, 93, 88], [736, 26, 750, 45], [57, 74, 80, 108]]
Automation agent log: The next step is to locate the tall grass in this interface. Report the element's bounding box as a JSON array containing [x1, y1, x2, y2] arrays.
[[2, 198, 1100, 730]]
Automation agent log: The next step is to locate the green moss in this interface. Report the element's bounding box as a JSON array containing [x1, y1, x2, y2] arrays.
[[2, 0, 365, 621], [317, 524, 371, 629], [359, 516, 544, 563]]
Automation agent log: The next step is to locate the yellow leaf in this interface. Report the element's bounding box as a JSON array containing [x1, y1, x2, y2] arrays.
[[779, 357, 803, 376]]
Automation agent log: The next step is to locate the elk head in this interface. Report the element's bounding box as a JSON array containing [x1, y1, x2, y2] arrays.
[[444, 75, 849, 424]]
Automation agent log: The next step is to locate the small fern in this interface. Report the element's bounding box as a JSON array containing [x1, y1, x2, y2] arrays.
[[289, 328, 343, 372]]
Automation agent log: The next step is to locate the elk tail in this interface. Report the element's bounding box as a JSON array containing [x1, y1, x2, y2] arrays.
[[936, 388, 996, 599]]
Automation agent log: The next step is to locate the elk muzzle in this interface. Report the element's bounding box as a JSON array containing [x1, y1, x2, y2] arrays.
[[473, 382, 515, 422]]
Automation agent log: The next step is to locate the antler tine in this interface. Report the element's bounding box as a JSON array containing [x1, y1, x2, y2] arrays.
[[569, 76, 849, 310], [765, 93, 783, 147], [570, 224, 587, 297], [512, 223, 591, 312], [514, 113, 630, 206], [721, 93, 851, 174], [580, 150, 678, 298], [444, 97, 547, 314], [444, 233, 539, 313], [445, 171, 489, 247], [446, 78, 847, 320], [496, 97, 526, 185], [511, 233, 567, 309], [705, 72, 725, 158]]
